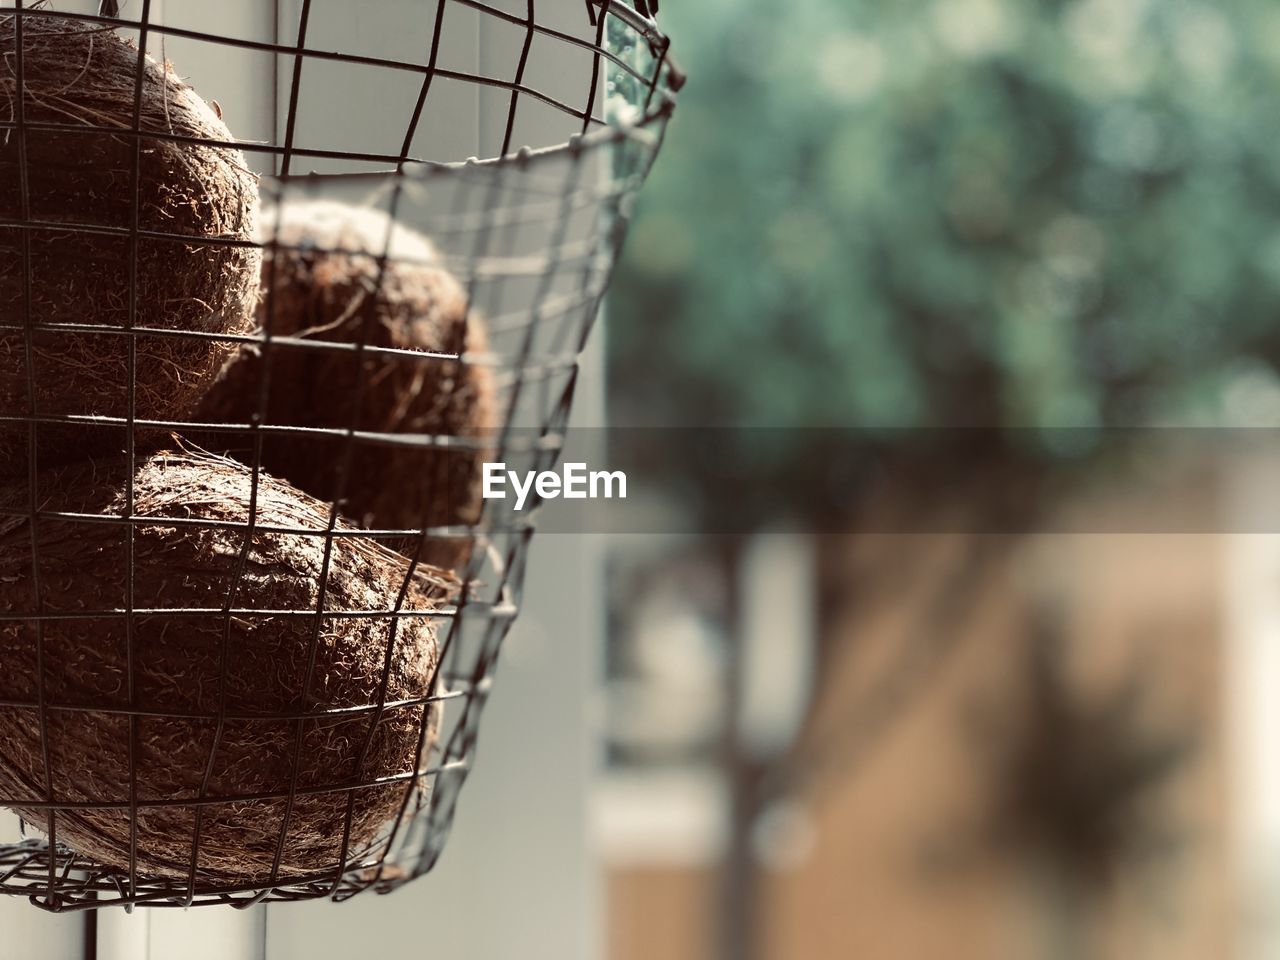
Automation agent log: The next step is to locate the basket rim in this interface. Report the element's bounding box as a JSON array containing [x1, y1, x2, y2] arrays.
[[272, 98, 676, 188], [1, 0, 681, 179]]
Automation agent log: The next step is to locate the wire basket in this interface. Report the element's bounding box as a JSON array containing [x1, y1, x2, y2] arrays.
[[0, 0, 679, 910]]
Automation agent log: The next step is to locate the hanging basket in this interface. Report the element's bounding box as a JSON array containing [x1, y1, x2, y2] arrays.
[[0, 0, 679, 910]]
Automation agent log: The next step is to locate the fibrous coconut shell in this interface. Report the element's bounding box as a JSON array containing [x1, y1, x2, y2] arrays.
[[0, 450, 450, 884]]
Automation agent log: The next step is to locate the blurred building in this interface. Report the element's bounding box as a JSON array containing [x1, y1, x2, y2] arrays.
[[600, 464, 1233, 960]]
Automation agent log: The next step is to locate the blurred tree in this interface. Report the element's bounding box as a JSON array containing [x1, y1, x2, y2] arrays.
[[610, 0, 1280, 527], [607, 4, 1272, 958]]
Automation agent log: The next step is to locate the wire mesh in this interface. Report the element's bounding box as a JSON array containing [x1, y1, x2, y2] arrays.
[[0, 0, 679, 910]]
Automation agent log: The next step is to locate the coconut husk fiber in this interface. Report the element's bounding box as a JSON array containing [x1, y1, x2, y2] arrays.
[[195, 201, 496, 573], [0, 450, 452, 885], [0, 15, 261, 477]]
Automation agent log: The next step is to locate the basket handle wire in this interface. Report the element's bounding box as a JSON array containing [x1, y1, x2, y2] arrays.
[[587, 0, 659, 28]]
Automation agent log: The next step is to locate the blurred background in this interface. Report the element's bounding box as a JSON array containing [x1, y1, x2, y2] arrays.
[[8, 1, 1280, 958], [598, 0, 1280, 958]]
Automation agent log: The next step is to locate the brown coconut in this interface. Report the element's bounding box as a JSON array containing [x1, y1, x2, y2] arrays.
[[196, 201, 496, 573], [0, 450, 451, 885], [0, 15, 261, 476]]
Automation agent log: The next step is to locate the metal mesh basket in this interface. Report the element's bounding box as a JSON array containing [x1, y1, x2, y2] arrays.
[[0, 0, 679, 910]]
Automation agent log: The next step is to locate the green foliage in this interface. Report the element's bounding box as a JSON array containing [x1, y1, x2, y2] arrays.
[[611, 0, 1280, 439]]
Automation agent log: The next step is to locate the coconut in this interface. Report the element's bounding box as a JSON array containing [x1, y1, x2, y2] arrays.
[[196, 201, 496, 572], [0, 450, 451, 885], [0, 15, 261, 476]]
